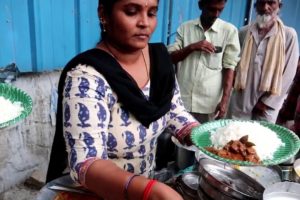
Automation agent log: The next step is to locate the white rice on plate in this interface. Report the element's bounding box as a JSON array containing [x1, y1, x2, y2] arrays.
[[0, 96, 24, 124], [210, 121, 284, 160]]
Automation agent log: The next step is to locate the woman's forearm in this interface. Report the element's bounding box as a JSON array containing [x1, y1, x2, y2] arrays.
[[85, 159, 148, 200], [84, 159, 184, 200]]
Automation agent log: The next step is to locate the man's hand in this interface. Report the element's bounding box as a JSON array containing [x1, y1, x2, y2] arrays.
[[252, 100, 269, 116], [190, 40, 216, 54], [276, 117, 287, 126], [215, 68, 234, 120], [214, 100, 228, 119], [170, 40, 216, 64]]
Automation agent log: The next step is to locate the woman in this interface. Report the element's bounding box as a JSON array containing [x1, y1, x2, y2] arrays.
[[48, 0, 199, 199]]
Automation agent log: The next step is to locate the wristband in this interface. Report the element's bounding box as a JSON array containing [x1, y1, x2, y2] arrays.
[[142, 180, 157, 200], [124, 174, 139, 200]]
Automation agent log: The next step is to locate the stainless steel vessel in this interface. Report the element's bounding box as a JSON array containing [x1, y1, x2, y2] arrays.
[[175, 172, 200, 200], [197, 158, 265, 200]]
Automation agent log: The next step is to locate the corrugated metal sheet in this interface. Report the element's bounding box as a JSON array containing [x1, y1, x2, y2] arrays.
[[0, 0, 100, 72], [1, 0, 298, 72], [0, 0, 171, 72], [272, 0, 300, 49]]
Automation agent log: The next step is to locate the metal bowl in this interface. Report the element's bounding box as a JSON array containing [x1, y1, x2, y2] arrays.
[[263, 182, 300, 200], [198, 158, 265, 200], [175, 172, 200, 200], [238, 165, 282, 188]]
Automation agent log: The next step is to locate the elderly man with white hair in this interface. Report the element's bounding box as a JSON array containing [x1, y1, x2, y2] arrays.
[[228, 0, 299, 122]]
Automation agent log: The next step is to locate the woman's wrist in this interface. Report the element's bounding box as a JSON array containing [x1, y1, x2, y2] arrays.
[[176, 122, 199, 145], [124, 174, 139, 200], [142, 180, 157, 200]]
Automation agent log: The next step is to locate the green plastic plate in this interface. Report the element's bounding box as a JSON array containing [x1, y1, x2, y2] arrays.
[[191, 119, 300, 166], [0, 83, 32, 128]]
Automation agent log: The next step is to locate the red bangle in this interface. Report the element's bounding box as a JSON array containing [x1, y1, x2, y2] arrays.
[[142, 180, 157, 200]]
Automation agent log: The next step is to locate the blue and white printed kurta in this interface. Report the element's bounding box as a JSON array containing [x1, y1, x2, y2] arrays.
[[63, 64, 197, 183]]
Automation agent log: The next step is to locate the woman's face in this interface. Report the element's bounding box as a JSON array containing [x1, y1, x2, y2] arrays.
[[103, 0, 158, 51]]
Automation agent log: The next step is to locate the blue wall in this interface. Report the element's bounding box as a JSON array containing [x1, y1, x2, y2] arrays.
[[0, 0, 298, 72]]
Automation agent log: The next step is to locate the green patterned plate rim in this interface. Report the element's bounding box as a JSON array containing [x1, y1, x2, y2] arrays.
[[191, 119, 300, 166], [0, 83, 32, 128]]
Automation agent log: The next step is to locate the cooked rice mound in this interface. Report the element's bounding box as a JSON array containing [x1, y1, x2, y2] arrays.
[[210, 121, 284, 160], [0, 96, 24, 124]]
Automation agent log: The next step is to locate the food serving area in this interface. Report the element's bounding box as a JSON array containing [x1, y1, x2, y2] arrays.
[[1, 0, 300, 199], [1, 73, 300, 199]]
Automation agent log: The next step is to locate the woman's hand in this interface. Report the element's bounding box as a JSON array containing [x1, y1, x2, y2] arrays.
[[149, 182, 183, 200]]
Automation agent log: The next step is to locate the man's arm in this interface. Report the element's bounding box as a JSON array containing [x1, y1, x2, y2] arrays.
[[259, 28, 299, 111], [215, 68, 234, 119], [170, 40, 215, 64], [215, 25, 240, 119]]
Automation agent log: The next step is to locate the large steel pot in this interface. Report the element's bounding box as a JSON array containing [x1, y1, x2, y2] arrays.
[[197, 158, 265, 200], [198, 175, 239, 200]]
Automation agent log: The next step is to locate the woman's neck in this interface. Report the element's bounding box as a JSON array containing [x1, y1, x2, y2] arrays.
[[99, 41, 143, 65], [97, 40, 150, 88]]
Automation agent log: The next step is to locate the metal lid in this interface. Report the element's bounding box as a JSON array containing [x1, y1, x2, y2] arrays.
[[198, 158, 265, 199]]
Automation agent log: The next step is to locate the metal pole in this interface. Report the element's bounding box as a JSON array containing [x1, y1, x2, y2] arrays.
[[244, 0, 254, 25]]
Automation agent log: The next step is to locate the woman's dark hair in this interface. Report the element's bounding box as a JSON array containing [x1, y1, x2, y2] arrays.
[[98, 0, 118, 40], [98, 0, 159, 40], [98, 0, 118, 16]]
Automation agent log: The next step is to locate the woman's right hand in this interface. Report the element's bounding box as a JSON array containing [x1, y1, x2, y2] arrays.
[[149, 181, 183, 200]]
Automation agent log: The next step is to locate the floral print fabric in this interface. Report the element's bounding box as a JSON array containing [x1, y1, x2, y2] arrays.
[[63, 64, 197, 184]]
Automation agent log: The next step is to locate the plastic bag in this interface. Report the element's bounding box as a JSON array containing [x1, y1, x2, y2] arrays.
[[0, 63, 20, 83]]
